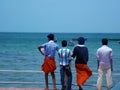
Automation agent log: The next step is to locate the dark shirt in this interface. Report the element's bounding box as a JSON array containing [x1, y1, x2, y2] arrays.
[[72, 45, 88, 64]]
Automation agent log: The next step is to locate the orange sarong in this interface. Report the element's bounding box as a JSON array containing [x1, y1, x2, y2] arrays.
[[41, 58, 56, 73], [75, 64, 92, 86]]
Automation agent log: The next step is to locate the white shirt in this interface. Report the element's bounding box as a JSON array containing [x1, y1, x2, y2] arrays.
[[96, 45, 112, 67]]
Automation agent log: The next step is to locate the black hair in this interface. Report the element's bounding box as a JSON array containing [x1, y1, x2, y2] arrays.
[[102, 38, 108, 45], [62, 40, 67, 47], [47, 34, 54, 40], [78, 37, 85, 45]]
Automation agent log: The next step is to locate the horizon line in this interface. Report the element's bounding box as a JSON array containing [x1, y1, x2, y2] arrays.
[[0, 31, 120, 34]]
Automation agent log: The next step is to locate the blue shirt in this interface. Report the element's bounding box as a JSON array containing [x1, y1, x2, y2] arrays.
[[58, 48, 72, 66], [42, 40, 59, 58]]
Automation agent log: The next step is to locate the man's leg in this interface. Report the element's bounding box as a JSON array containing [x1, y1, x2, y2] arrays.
[[97, 67, 103, 90], [60, 66, 65, 90], [45, 73, 49, 90], [64, 71, 67, 88], [66, 67, 72, 90], [106, 68, 113, 89], [51, 72, 56, 89], [79, 86, 83, 90]]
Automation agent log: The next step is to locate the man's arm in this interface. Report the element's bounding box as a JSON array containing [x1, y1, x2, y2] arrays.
[[110, 50, 113, 71], [38, 46, 44, 56], [97, 60, 99, 70], [71, 47, 76, 58], [96, 50, 100, 70], [110, 59, 113, 71]]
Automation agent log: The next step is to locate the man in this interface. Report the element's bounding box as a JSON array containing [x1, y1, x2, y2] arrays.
[[72, 37, 92, 90], [58, 40, 72, 90], [38, 34, 59, 90], [96, 38, 113, 90]]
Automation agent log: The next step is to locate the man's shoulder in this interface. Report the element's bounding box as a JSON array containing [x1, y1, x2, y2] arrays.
[[107, 47, 112, 51], [104, 45, 112, 50], [42, 42, 48, 46], [97, 46, 112, 51], [49, 41, 58, 46], [97, 47, 102, 51], [66, 48, 70, 50], [73, 45, 80, 48], [58, 48, 62, 51]]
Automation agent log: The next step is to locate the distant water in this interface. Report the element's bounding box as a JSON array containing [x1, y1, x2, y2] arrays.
[[0, 32, 120, 89]]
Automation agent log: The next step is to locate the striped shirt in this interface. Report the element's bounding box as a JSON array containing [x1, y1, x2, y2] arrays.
[[58, 48, 72, 66]]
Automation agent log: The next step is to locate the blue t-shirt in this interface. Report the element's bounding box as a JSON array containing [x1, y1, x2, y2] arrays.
[[42, 40, 59, 58]]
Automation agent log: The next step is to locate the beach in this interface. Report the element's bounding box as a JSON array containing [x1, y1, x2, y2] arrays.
[[0, 32, 120, 90]]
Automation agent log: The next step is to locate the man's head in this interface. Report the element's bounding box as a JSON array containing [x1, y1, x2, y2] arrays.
[[62, 40, 67, 47], [47, 34, 54, 40], [102, 38, 108, 45], [77, 37, 86, 45]]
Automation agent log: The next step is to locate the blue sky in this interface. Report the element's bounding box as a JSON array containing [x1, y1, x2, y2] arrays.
[[0, 0, 120, 33]]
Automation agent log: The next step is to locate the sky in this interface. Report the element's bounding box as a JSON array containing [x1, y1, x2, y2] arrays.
[[0, 0, 120, 33]]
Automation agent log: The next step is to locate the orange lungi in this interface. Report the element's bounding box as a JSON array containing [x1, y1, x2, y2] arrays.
[[75, 64, 92, 86], [41, 58, 56, 73]]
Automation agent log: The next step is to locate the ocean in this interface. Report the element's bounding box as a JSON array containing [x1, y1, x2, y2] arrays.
[[0, 32, 120, 90]]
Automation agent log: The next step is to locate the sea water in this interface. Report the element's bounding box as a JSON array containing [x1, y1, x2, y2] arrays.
[[0, 32, 120, 90]]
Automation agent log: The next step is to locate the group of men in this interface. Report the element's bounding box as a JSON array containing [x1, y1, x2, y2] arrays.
[[38, 33, 113, 90]]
